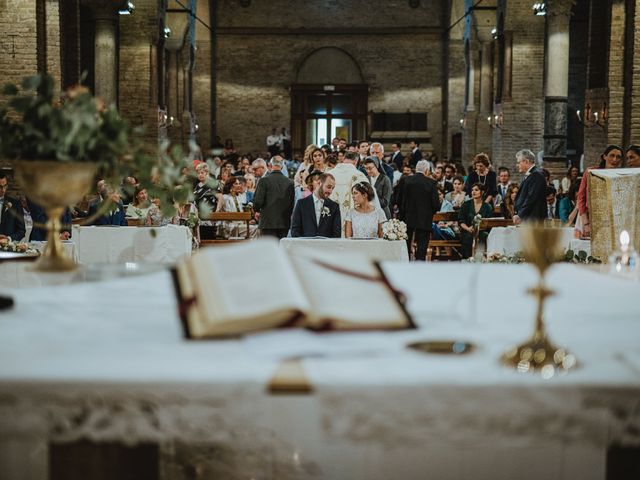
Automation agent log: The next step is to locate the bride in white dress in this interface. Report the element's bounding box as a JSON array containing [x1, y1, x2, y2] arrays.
[[344, 182, 386, 239]]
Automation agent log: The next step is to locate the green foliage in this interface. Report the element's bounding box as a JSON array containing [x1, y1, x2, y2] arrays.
[[0, 74, 131, 171], [564, 249, 601, 264]]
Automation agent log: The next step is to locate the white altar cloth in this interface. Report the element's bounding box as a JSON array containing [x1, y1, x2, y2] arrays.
[[72, 225, 192, 264], [0, 263, 639, 480], [280, 237, 409, 262], [487, 226, 584, 255]]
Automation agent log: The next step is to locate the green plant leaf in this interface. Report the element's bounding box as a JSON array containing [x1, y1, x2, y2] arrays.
[[2, 84, 18, 96]]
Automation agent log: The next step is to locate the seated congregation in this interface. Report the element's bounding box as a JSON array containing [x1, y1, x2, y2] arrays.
[[2, 141, 638, 262]]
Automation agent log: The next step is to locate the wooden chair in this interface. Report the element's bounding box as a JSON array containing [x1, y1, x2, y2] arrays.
[[479, 218, 513, 229], [200, 211, 252, 245], [428, 211, 462, 261]]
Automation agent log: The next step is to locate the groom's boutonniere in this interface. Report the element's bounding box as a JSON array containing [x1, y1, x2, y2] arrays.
[[4, 201, 12, 211], [321, 206, 331, 218]]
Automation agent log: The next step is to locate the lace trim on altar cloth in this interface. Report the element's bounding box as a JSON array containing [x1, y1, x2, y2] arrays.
[[1, 387, 639, 448]]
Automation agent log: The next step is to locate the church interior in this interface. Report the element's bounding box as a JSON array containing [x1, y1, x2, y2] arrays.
[[1, 1, 640, 479]]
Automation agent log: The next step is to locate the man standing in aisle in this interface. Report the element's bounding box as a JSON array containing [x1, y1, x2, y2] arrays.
[[253, 156, 295, 239], [402, 160, 440, 261], [513, 149, 547, 224]]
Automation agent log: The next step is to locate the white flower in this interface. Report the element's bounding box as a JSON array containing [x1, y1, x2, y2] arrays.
[[321, 206, 331, 218], [382, 219, 408, 241]]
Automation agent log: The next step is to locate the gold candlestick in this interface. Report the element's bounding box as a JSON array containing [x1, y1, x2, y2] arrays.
[[501, 224, 577, 377]]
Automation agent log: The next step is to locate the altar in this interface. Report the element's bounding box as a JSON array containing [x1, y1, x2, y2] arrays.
[[72, 225, 192, 264], [0, 261, 638, 479], [487, 226, 592, 257], [280, 237, 409, 262]]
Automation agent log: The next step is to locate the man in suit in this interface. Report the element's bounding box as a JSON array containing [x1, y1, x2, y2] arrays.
[[368, 142, 395, 184], [433, 165, 453, 194], [390, 142, 404, 171], [291, 173, 341, 238], [357, 140, 369, 167], [363, 157, 392, 219], [28, 199, 72, 241], [402, 160, 440, 261], [495, 166, 511, 206], [0, 172, 25, 241], [88, 184, 128, 226], [513, 149, 547, 224], [253, 156, 295, 239], [408, 140, 422, 168], [545, 185, 560, 220]]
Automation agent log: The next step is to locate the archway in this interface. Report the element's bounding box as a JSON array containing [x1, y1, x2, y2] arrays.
[[291, 47, 368, 152]]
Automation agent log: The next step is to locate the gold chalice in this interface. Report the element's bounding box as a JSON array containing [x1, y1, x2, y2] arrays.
[[501, 224, 577, 376], [15, 161, 97, 272]]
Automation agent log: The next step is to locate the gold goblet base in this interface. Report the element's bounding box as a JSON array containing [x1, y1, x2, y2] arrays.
[[502, 285, 577, 377], [502, 334, 577, 378]]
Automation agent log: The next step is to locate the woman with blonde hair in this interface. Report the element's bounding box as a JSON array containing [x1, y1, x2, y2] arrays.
[[294, 144, 319, 189]]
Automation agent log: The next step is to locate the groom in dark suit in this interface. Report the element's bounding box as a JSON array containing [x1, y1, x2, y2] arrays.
[[513, 149, 547, 224], [291, 173, 341, 238]]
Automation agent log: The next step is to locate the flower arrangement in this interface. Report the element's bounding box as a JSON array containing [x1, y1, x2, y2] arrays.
[[472, 213, 483, 231], [382, 219, 408, 241], [0, 238, 37, 254], [0, 74, 133, 170], [464, 250, 600, 264]]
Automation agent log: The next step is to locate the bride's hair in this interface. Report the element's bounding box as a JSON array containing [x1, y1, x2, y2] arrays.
[[352, 181, 375, 201]]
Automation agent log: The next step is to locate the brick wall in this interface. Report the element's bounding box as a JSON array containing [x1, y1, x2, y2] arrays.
[[213, 0, 446, 155], [216, 0, 442, 28], [45, 0, 60, 89], [119, 0, 160, 146], [632, 0, 640, 143], [491, 0, 545, 172], [216, 33, 445, 155], [0, 0, 38, 87]]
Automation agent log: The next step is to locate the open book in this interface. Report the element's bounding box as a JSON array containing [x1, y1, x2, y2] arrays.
[[172, 238, 414, 338]]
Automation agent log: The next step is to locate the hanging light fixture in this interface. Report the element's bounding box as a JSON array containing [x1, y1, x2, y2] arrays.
[[532, 3, 546, 16], [118, 1, 135, 15]]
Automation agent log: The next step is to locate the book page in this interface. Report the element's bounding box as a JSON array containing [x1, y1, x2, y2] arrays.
[[288, 250, 411, 330], [187, 239, 310, 335]]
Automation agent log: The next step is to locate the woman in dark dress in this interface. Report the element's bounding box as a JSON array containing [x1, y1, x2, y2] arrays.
[[459, 183, 494, 259], [464, 153, 497, 205]]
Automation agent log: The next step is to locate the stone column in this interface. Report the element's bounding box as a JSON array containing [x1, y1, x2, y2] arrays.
[[82, 0, 122, 106], [543, 0, 576, 177], [476, 26, 495, 156]]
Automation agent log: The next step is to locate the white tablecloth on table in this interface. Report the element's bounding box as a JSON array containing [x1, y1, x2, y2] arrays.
[[1, 262, 639, 479], [72, 225, 192, 264], [280, 237, 409, 262], [487, 226, 581, 255]]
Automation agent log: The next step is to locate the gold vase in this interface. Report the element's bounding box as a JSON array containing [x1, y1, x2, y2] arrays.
[[15, 160, 97, 272], [501, 224, 577, 377]]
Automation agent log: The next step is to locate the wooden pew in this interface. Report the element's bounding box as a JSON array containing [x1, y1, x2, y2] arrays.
[[200, 211, 252, 245], [428, 211, 462, 261]]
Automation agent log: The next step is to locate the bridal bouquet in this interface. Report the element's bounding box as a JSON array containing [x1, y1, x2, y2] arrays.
[[382, 219, 408, 241]]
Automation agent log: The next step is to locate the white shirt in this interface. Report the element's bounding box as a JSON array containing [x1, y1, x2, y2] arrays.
[[369, 174, 379, 187], [266, 134, 281, 147], [313, 194, 324, 226]]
